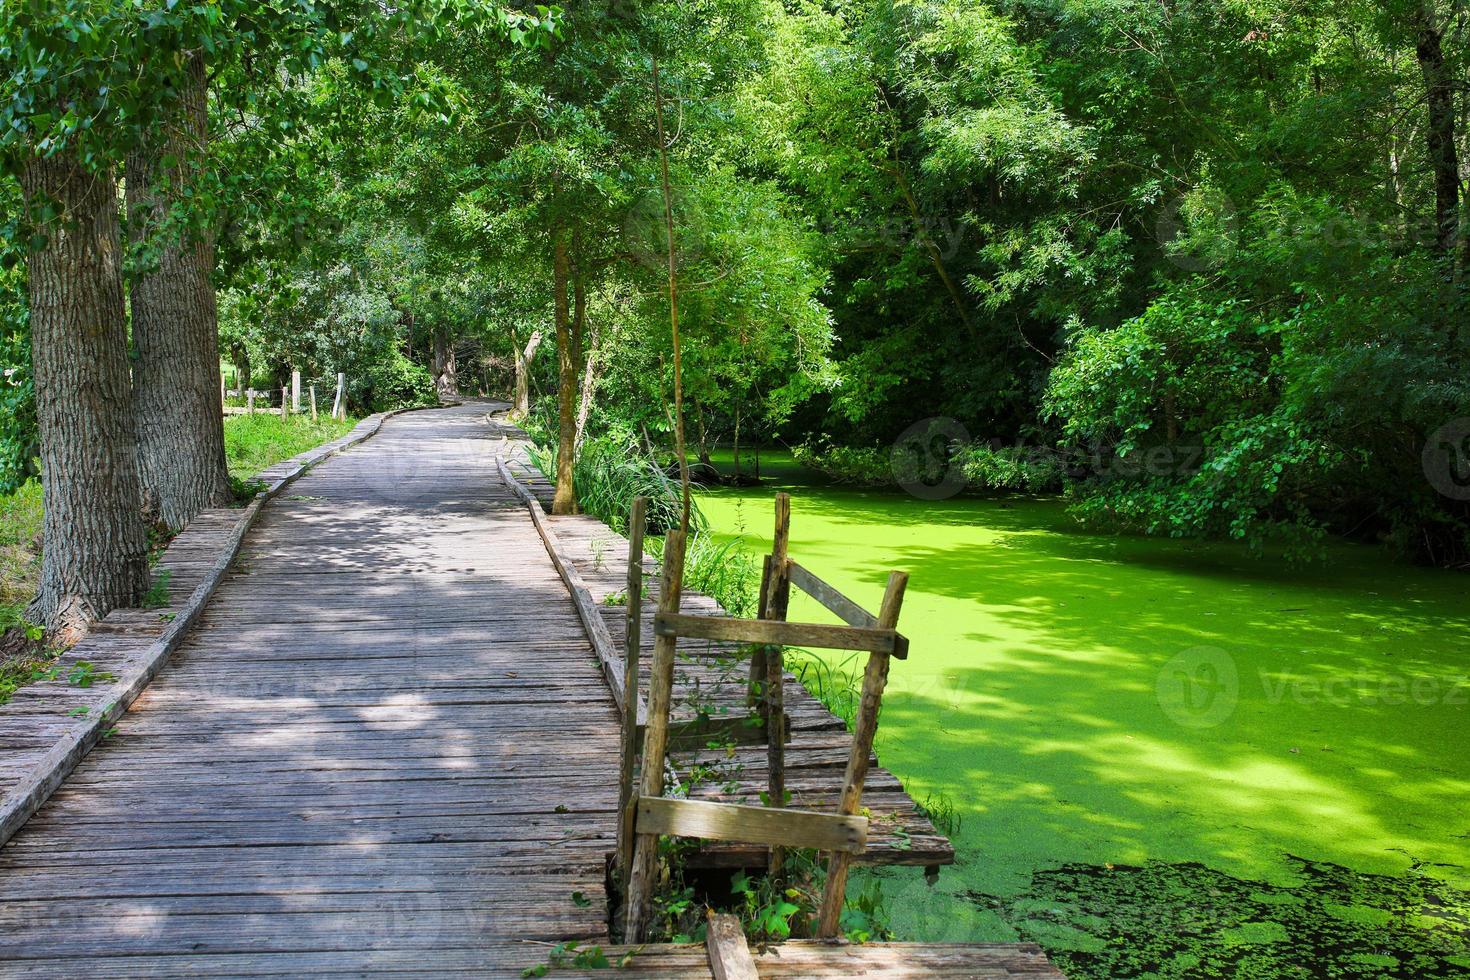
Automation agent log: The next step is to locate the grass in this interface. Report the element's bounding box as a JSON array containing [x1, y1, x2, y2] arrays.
[[697, 449, 1470, 979], [222, 413, 357, 479], [0, 478, 41, 622]]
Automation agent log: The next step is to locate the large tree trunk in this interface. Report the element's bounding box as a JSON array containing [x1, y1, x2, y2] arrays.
[[513, 329, 542, 415], [432, 325, 458, 400], [128, 51, 232, 530], [551, 232, 578, 514], [1414, 3, 1462, 265], [21, 155, 151, 642]]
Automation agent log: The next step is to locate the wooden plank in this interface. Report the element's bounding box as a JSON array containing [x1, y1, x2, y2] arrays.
[[635, 796, 866, 854], [786, 561, 910, 659], [705, 912, 758, 980], [763, 492, 792, 881], [787, 560, 874, 628], [816, 571, 909, 937], [654, 612, 898, 655]]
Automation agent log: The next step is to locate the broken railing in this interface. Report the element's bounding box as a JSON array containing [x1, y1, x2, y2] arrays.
[[615, 492, 910, 942]]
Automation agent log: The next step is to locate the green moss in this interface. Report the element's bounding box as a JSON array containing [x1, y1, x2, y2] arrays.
[[697, 451, 1470, 977]]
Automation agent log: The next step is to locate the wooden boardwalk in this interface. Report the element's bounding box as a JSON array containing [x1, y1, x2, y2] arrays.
[[0, 403, 620, 974], [0, 403, 1063, 978]]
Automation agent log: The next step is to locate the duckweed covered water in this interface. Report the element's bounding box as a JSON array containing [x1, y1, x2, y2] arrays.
[[695, 451, 1470, 978]]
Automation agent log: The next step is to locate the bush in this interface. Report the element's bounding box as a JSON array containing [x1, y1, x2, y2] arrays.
[[360, 353, 438, 413], [790, 444, 892, 486], [0, 270, 35, 495], [959, 444, 1065, 493]]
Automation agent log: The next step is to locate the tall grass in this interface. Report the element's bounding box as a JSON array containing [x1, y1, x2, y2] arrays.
[[677, 531, 762, 619], [523, 432, 770, 617], [0, 479, 41, 628], [527, 435, 694, 536], [788, 652, 863, 729], [223, 413, 357, 479]]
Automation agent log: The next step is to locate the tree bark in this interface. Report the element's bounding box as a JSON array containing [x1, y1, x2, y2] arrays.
[[552, 231, 578, 514], [514, 329, 542, 415], [21, 155, 151, 642], [574, 339, 598, 454], [1414, 3, 1462, 265], [432, 325, 458, 399], [128, 51, 232, 530]]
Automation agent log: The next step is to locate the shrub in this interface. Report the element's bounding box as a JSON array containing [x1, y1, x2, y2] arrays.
[[790, 444, 892, 486], [361, 353, 438, 412], [959, 443, 1065, 493]]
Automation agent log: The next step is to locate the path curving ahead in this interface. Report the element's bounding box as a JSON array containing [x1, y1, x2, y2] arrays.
[[0, 403, 623, 976]]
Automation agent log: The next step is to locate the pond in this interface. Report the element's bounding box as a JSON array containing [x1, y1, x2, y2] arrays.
[[695, 450, 1470, 979]]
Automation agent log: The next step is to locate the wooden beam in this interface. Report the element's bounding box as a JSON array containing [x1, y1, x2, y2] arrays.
[[783, 561, 910, 659], [705, 913, 758, 980], [655, 612, 898, 655], [636, 797, 867, 854], [816, 571, 908, 937], [787, 560, 874, 627], [763, 492, 792, 881]]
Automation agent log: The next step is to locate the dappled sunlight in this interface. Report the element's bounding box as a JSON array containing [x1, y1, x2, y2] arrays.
[[356, 693, 438, 730]]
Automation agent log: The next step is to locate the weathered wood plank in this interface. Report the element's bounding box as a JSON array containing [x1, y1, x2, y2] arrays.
[[636, 797, 867, 854], [705, 913, 758, 980], [654, 612, 899, 655]]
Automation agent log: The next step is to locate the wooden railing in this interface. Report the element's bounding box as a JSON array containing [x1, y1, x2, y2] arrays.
[[617, 492, 910, 942]]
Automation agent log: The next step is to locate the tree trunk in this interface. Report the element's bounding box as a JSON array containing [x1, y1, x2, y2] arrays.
[[694, 401, 712, 466], [552, 232, 578, 514], [732, 403, 742, 481], [21, 155, 150, 642], [1414, 3, 1462, 266], [128, 51, 232, 530], [514, 329, 542, 415], [574, 341, 598, 455], [232, 348, 250, 395], [432, 325, 458, 400]]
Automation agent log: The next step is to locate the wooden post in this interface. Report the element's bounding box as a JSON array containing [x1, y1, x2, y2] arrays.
[[333, 372, 346, 420], [246, 390, 255, 415], [815, 571, 909, 937], [616, 496, 649, 884], [747, 557, 772, 709], [310, 385, 318, 421], [762, 492, 791, 880], [622, 529, 686, 944], [749, 492, 792, 707], [291, 369, 301, 413], [280, 386, 289, 419]]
